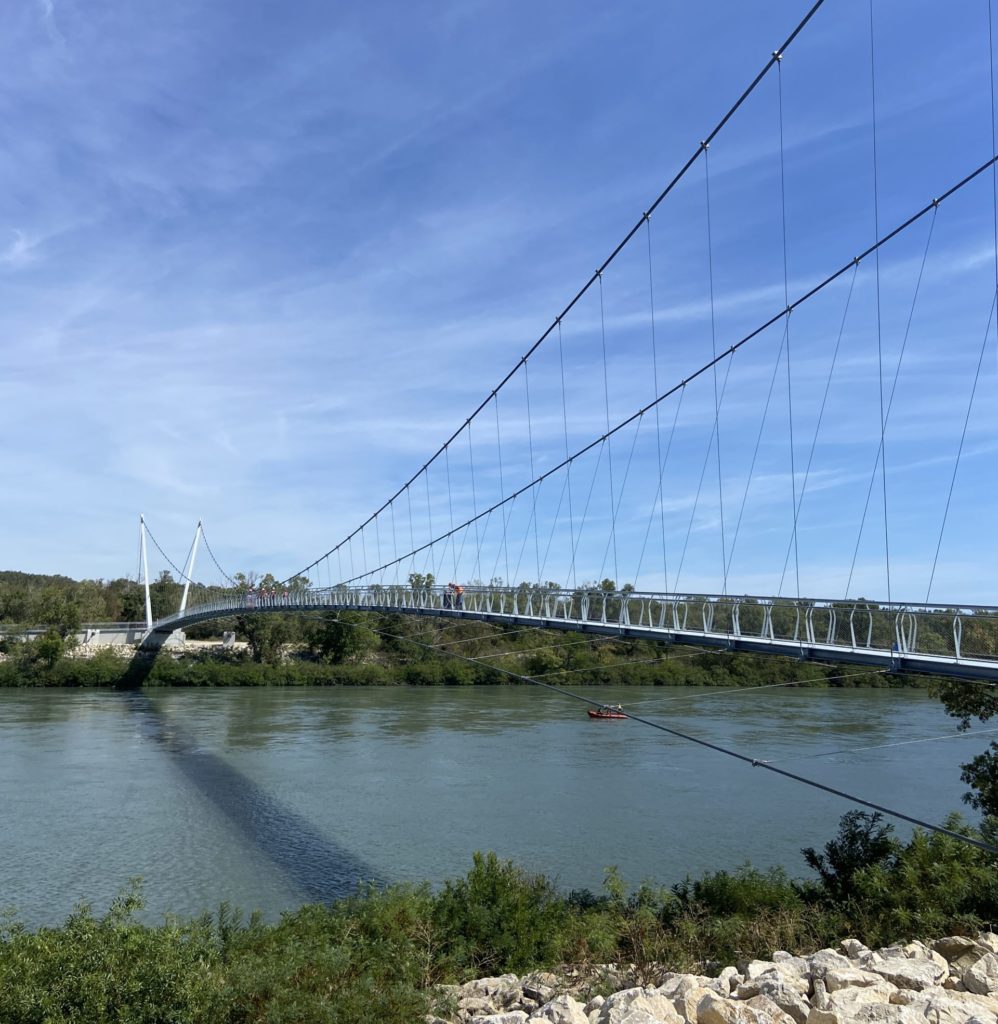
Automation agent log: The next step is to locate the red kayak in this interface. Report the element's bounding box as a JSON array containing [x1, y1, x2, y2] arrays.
[[588, 706, 627, 719]]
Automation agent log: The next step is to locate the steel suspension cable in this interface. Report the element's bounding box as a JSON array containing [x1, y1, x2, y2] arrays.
[[925, 291, 997, 602], [777, 55, 802, 609], [845, 209, 938, 598], [777, 263, 859, 596], [335, 617, 998, 855], [142, 522, 194, 585], [633, 382, 686, 590], [767, 722, 998, 764], [597, 272, 620, 587], [645, 216, 669, 592], [557, 320, 577, 590], [673, 358, 735, 593], [283, 0, 831, 587], [334, 157, 998, 587], [869, 0, 892, 606], [494, 394, 511, 586], [599, 414, 645, 585], [199, 524, 237, 587], [991, 0, 998, 367], [524, 362, 541, 582], [704, 145, 729, 595]]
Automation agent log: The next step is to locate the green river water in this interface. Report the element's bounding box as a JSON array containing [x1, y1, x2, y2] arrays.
[[0, 684, 985, 927]]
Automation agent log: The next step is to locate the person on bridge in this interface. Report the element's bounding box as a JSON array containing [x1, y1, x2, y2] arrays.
[[453, 583, 464, 609]]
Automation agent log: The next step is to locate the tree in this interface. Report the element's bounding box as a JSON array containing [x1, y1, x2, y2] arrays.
[[801, 810, 898, 901], [936, 679, 998, 816], [149, 571, 181, 621], [238, 614, 290, 664], [408, 573, 435, 591], [35, 587, 81, 637], [308, 612, 378, 664]]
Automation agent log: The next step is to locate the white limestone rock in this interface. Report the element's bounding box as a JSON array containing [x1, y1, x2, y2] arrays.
[[934, 935, 985, 963], [523, 973, 563, 1006], [806, 950, 853, 981], [716, 967, 744, 995], [814, 978, 896, 1019], [806, 1004, 923, 1024], [823, 967, 887, 994], [867, 957, 947, 991], [744, 994, 798, 1024], [596, 987, 683, 1024], [737, 968, 808, 999], [672, 985, 716, 1024], [771, 953, 809, 977], [529, 994, 590, 1024], [471, 1013, 529, 1024], [734, 978, 809, 1024], [840, 939, 871, 960], [965, 952, 998, 995]]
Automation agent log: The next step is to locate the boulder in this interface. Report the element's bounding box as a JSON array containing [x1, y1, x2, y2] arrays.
[[806, 951, 853, 981], [867, 957, 947, 991], [617, 1011, 679, 1024], [736, 969, 808, 999], [716, 968, 743, 995], [934, 935, 984, 962], [529, 994, 589, 1024], [772, 954, 810, 977], [696, 991, 756, 1024], [596, 987, 683, 1024], [890, 984, 998, 1020], [659, 976, 724, 999], [965, 953, 998, 996], [734, 978, 809, 1024], [671, 985, 716, 1023], [745, 962, 780, 981], [823, 968, 888, 994], [806, 1005, 923, 1024], [811, 979, 896, 1020], [463, 998, 501, 1018], [470, 1014, 529, 1024], [743, 995, 797, 1024], [979, 934, 998, 955], [841, 939, 871, 960], [524, 973, 563, 1006]]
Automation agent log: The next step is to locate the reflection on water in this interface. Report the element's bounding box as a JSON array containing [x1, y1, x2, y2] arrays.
[[0, 684, 982, 926]]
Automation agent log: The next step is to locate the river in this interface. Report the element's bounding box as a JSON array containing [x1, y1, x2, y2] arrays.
[[0, 684, 987, 927]]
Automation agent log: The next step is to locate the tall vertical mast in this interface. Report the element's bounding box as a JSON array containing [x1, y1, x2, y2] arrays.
[[178, 520, 202, 615], [140, 514, 153, 630]]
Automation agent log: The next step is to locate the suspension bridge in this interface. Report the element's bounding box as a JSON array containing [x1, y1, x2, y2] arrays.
[[135, 0, 998, 683]]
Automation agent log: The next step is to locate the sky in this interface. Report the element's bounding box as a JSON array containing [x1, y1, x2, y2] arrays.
[[2, 0, 996, 606]]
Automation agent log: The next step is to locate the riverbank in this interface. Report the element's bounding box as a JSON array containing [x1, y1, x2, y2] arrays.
[[0, 633, 930, 688], [2, 812, 996, 1024]]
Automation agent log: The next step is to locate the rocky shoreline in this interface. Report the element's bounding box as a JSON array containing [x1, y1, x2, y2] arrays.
[[433, 933, 998, 1024]]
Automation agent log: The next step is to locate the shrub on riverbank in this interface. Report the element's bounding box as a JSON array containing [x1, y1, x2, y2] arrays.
[[1, 813, 996, 1024], [0, 625, 931, 689]]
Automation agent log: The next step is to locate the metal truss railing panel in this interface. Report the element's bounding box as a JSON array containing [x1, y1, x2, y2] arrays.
[[142, 585, 998, 678]]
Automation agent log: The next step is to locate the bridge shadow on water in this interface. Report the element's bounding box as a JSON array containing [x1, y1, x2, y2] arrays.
[[117, 664, 381, 905]]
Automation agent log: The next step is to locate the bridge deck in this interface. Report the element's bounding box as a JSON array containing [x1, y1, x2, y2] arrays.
[[141, 586, 998, 681]]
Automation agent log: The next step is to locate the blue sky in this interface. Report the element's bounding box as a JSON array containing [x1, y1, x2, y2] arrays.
[[2, 0, 996, 605]]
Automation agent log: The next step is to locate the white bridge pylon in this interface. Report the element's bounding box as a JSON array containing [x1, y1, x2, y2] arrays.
[[140, 584, 998, 681]]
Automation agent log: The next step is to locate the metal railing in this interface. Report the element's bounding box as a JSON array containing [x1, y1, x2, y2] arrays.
[[141, 585, 998, 679]]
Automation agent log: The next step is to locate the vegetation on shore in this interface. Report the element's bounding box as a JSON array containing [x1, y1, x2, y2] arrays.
[[1, 811, 997, 1024]]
